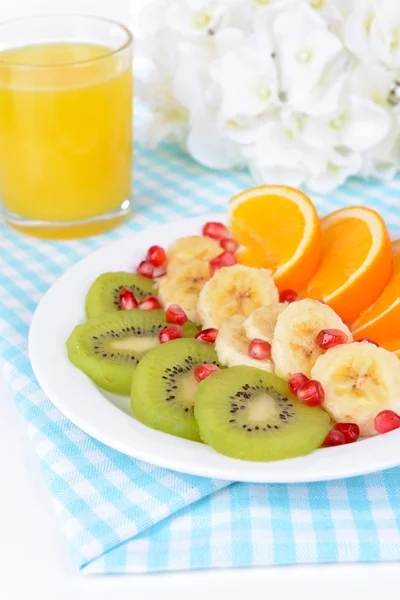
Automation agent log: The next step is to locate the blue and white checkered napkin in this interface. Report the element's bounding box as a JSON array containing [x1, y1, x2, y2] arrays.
[[2, 114, 400, 573]]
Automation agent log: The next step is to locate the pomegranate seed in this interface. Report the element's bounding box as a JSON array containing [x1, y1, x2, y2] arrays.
[[119, 287, 138, 310], [297, 380, 325, 407], [210, 252, 236, 275], [202, 221, 230, 240], [248, 338, 272, 360], [210, 257, 223, 276], [146, 245, 167, 267], [137, 261, 154, 278], [288, 373, 309, 395], [279, 289, 299, 303], [195, 328, 218, 343], [138, 294, 161, 310], [316, 328, 348, 350], [194, 363, 220, 383], [356, 337, 379, 347], [374, 410, 400, 434], [334, 422, 360, 444], [322, 429, 346, 447], [220, 238, 239, 253], [166, 304, 188, 325], [159, 325, 184, 344], [153, 265, 167, 279]]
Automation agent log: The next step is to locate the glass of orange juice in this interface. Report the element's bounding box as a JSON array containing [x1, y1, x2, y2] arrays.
[[0, 15, 133, 239]]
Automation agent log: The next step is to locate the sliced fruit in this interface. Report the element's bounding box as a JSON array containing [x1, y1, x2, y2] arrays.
[[167, 235, 221, 268], [215, 315, 274, 371], [243, 303, 287, 344], [272, 298, 353, 380], [85, 272, 156, 319], [303, 206, 393, 322], [197, 264, 279, 329], [194, 366, 330, 461], [352, 240, 400, 343], [67, 309, 197, 395], [228, 185, 322, 292], [130, 338, 220, 442], [157, 260, 211, 324], [311, 342, 400, 437]]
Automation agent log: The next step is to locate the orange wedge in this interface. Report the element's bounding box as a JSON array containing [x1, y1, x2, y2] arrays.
[[352, 240, 400, 342], [303, 206, 393, 322], [380, 338, 400, 357], [229, 185, 322, 291]]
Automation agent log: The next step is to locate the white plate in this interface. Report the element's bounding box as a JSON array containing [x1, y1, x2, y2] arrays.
[[29, 215, 400, 483]]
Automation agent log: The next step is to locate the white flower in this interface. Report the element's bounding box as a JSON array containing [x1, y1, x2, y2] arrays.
[[165, 0, 226, 37], [306, 150, 362, 193], [301, 96, 391, 153], [272, 4, 343, 107], [344, 0, 400, 69], [211, 44, 279, 119], [187, 110, 245, 169]]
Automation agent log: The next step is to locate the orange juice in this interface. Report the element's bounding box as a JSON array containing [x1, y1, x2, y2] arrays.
[[0, 42, 133, 238]]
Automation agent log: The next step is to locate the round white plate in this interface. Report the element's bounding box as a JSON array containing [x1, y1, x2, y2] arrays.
[[29, 215, 400, 483]]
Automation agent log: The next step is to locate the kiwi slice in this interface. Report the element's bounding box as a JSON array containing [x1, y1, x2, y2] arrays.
[[131, 338, 220, 442], [86, 272, 157, 318], [195, 366, 330, 461], [67, 309, 198, 395]]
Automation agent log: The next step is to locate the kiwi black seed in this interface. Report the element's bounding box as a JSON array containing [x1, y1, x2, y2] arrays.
[[194, 366, 330, 461], [66, 309, 198, 395], [85, 272, 157, 318], [131, 338, 220, 442]]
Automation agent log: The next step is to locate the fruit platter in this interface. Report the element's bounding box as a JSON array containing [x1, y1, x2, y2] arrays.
[[29, 186, 400, 482]]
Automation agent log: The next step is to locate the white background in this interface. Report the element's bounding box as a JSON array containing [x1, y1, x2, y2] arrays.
[[1, 1, 400, 598]]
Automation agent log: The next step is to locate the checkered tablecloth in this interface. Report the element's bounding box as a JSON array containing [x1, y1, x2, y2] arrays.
[[1, 106, 400, 573]]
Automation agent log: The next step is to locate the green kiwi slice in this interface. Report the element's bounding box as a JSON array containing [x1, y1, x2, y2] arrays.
[[131, 338, 220, 442], [195, 366, 330, 461], [67, 309, 198, 395], [86, 272, 157, 319]]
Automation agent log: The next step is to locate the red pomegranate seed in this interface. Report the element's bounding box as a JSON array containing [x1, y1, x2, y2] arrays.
[[316, 328, 348, 350], [138, 294, 161, 310], [220, 238, 239, 253], [322, 429, 346, 447], [279, 289, 299, 303], [248, 338, 271, 360], [166, 304, 188, 325], [153, 265, 167, 279], [194, 363, 220, 383], [210, 256, 223, 276], [374, 410, 400, 434], [159, 325, 184, 344], [334, 423, 360, 444], [137, 261, 154, 278], [195, 328, 218, 343], [119, 287, 138, 310], [146, 245, 167, 267], [210, 252, 236, 275], [297, 380, 325, 407], [202, 221, 230, 240], [356, 337, 379, 347], [288, 373, 309, 395]]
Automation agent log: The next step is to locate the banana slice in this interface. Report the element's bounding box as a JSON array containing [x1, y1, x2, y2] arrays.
[[197, 264, 279, 329], [311, 342, 400, 437], [244, 303, 288, 343], [167, 235, 221, 268], [215, 315, 274, 371], [157, 260, 211, 324], [272, 298, 353, 380]]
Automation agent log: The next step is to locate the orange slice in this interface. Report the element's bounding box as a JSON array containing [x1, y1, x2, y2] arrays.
[[380, 338, 400, 357], [228, 185, 322, 292], [352, 240, 400, 342], [303, 206, 393, 322]]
